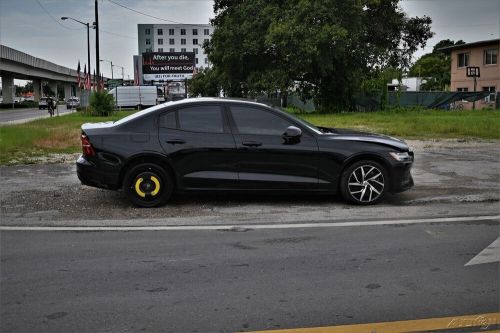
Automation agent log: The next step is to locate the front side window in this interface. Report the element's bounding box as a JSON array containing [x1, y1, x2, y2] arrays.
[[158, 38, 163, 45], [483, 86, 496, 102], [192, 29, 198, 35], [158, 48, 163, 52], [145, 28, 150, 35], [193, 38, 198, 45], [230, 106, 293, 135], [458, 52, 469, 68], [169, 28, 175, 35], [484, 48, 498, 65], [204, 28, 210, 35], [181, 48, 186, 52], [181, 39, 186, 45], [180, 29, 186, 35], [157, 29, 163, 35], [177, 106, 224, 133], [145, 38, 150, 45], [169, 38, 175, 45], [193, 48, 198, 54], [457, 87, 469, 92], [169, 48, 175, 52]]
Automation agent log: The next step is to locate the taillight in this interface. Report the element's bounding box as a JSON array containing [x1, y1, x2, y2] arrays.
[[81, 133, 96, 156]]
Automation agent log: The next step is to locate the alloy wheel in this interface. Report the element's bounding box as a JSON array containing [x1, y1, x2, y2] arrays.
[[347, 165, 385, 203]]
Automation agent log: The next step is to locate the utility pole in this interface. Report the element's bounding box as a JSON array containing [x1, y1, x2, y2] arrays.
[[95, 0, 100, 82]]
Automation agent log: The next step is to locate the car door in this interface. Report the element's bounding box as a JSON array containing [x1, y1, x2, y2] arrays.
[[228, 104, 320, 190], [158, 103, 238, 190]]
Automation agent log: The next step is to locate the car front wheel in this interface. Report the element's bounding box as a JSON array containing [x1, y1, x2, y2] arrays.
[[123, 163, 173, 207], [340, 160, 388, 205]]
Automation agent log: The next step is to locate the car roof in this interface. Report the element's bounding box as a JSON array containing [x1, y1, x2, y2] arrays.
[[113, 97, 273, 126]]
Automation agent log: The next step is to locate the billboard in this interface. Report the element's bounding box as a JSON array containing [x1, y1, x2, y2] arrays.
[[142, 52, 195, 81]]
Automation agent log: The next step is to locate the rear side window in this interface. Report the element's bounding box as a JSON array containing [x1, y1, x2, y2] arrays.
[[230, 105, 293, 135], [160, 105, 224, 133], [159, 111, 176, 129]]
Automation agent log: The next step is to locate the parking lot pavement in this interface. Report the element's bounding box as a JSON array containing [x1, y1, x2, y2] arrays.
[[0, 106, 75, 125], [0, 140, 499, 227]]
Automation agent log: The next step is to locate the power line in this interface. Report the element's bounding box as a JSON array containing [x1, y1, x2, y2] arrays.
[[106, 0, 185, 24], [106, 0, 210, 27], [100, 28, 137, 40], [35, 0, 81, 30]]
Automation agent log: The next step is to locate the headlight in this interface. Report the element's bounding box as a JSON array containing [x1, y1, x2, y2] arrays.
[[389, 151, 413, 162]]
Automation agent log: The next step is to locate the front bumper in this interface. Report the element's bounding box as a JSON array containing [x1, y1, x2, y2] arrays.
[[76, 155, 121, 190], [389, 161, 414, 193]]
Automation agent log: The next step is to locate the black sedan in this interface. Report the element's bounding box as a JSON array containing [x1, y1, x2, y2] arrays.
[[77, 98, 414, 207]]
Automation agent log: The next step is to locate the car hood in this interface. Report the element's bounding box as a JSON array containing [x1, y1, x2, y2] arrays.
[[321, 127, 409, 151]]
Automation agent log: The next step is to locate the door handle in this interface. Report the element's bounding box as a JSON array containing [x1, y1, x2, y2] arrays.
[[166, 139, 186, 144], [242, 141, 262, 147]]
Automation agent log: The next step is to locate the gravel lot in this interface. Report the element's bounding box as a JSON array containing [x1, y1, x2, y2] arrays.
[[1, 140, 499, 226]]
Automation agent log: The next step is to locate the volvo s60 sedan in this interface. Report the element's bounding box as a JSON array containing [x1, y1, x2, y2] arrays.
[[77, 98, 414, 207]]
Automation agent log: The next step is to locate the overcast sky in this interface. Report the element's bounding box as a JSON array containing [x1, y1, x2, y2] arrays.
[[1, 0, 499, 84]]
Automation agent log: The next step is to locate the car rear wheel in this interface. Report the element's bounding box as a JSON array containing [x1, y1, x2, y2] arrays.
[[340, 160, 387, 205], [123, 163, 173, 207]]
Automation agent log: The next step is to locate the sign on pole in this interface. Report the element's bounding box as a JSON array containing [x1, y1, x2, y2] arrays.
[[466, 66, 480, 77]]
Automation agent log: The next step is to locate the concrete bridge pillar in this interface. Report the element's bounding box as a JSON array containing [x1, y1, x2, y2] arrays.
[[63, 83, 72, 100], [48, 81, 58, 98], [33, 78, 41, 102], [1, 74, 14, 104]]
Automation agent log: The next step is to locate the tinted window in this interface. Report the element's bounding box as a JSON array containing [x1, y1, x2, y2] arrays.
[[230, 106, 292, 135], [178, 106, 224, 133], [159, 111, 176, 129]]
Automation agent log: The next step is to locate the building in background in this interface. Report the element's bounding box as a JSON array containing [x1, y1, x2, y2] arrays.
[[135, 23, 213, 97], [440, 39, 499, 109], [138, 24, 212, 69]]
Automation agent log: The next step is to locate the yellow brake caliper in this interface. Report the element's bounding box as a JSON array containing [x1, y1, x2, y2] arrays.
[[150, 176, 160, 196], [135, 178, 146, 198], [135, 176, 160, 198]]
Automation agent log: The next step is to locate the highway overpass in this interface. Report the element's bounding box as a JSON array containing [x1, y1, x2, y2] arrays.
[[0, 44, 82, 103]]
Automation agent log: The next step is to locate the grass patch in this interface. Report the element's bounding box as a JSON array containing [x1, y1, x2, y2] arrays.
[[0, 111, 136, 164], [293, 109, 500, 140], [1, 108, 499, 165]]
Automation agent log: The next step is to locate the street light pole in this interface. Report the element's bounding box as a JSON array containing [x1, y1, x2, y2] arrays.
[[61, 17, 91, 84], [95, 0, 100, 80], [100, 59, 114, 80]]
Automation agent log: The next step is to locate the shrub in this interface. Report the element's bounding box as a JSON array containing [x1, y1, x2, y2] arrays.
[[89, 91, 115, 116]]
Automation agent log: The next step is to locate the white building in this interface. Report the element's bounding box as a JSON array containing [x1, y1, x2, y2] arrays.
[[137, 24, 213, 68]]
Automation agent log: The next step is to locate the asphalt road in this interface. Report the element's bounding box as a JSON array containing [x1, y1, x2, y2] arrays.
[[1, 218, 499, 332], [0, 106, 75, 125]]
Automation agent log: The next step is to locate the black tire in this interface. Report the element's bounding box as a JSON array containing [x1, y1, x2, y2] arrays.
[[123, 163, 173, 207], [340, 160, 388, 205]]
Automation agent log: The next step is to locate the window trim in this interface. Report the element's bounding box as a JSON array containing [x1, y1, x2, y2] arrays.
[[457, 52, 470, 68], [484, 48, 498, 66], [482, 86, 496, 103]]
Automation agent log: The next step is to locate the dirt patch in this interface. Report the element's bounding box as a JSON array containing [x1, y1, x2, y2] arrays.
[[34, 128, 80, 149]]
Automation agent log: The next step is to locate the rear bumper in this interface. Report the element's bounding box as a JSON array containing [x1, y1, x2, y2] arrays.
[[76, 155, 121, 190]]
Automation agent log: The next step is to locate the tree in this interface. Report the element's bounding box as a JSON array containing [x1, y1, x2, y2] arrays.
[[409, 39, 465, 91], [207, 0, 433, 112], [188, 68, 222, 97]]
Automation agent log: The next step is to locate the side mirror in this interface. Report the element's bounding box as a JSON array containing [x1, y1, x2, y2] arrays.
[[283, 126, 302, 138]]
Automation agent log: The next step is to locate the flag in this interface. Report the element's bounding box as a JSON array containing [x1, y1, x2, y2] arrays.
[[77, 61, 81, 87], [134, 58, 139, 86], [84, 65, 91, 90], [83, 64, 87, 90], [100, 73, 104, 90]]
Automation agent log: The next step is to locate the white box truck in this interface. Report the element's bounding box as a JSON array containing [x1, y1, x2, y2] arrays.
[[108, 86, 158, 108]]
